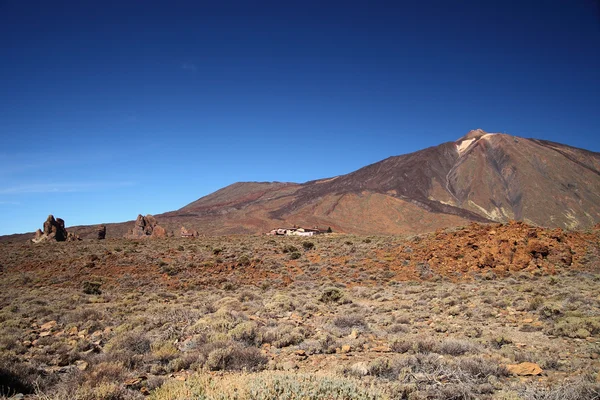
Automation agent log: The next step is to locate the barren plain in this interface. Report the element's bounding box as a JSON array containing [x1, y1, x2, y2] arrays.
[[1, 222, 600, 399]]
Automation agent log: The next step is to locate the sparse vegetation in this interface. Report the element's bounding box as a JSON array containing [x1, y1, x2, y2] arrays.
[[1, 223, 600, 399]]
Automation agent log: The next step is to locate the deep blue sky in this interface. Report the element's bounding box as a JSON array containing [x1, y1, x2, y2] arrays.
[[1, 1, 599, 235]]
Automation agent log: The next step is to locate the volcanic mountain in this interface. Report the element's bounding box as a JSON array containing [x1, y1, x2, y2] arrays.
[[35, 129, 600, 239], [126, 129, 597, 236]]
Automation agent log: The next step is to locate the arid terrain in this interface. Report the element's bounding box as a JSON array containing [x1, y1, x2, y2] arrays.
[[2, 222, 600, 399]]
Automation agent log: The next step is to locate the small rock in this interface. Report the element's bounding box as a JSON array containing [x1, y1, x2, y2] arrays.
[[341, 345, 351, 353], [370, 345, 392, 353], [506, 362, 543, 376], [39, 331, 52, 337], [75, 360, 88, 371], [91, 330, 103, 340], [40, 320, 57, 331], [281, 361, 298, 371], [350, 362, 369, 376], [348, 329, 359, 339]]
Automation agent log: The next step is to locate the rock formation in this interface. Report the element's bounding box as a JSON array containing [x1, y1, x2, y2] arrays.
[[97, 225, 106, 240], [32, 215, 80, 243], [180, 226, 199, 237], [126, 214, 166, 238]]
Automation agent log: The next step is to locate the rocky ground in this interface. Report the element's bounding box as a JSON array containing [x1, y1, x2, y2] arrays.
[[1, 222, 600, 399]]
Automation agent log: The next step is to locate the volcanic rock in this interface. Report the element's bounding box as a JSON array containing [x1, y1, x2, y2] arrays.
[[32, 215, 79, 243], [97, 225, 106, 240], [126, 214, 166, 238], [180, 226, 199, 237], [506, 362, 543, 376], [151, 225, 167, 238]]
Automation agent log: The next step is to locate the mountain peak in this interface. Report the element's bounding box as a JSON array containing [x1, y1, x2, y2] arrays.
[[459, 129, 489, 141]]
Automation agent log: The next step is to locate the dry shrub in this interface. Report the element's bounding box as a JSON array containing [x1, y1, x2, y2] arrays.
[[517, 375, 600, 400], [0, 359, 38, 396], [333, 314, 366, 329], [105, 331, 151, 355], [259, 323, 306, 348], [150, 371, 384, 399], [202, 343, 266, 372]]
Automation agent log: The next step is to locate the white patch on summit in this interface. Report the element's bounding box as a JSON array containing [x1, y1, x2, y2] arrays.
[[456, 138, 476, 154], [480, 133, 496, 141]]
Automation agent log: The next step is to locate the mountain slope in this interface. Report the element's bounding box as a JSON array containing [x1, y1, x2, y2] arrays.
[[152, 129, 600, 235]]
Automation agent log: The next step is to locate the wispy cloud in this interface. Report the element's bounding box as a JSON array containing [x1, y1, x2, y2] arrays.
[[0, 182, 135, 195], [181, 62, 197, 71]]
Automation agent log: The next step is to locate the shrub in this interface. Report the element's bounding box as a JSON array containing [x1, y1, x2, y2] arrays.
[[548, 316, 600, 338], [333, 314, 367, 329], [82, 281, 102, 295], [319, 287, 345, 303], [259, 324, 306, 348], [0, 360, 38, 396], [289, 252, 301, 260], [150, 371, 384, 399], [237, 255, 251, 266], [437, 338, 479, 356], [229, 321, 258, 345], [517, 376, 600, 400], [302, 241, 315, 250], [204, 344, 267, 371], [282, 245, 298, 253], [106, 331, 151, 355]]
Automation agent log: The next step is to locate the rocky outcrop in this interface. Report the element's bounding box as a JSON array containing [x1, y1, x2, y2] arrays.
[[32, 215, 80, 243], [180, 226, 199, 237], [126, 215, 166, 238], [152, 225, 167, 238], [97, 225, 106, 240]]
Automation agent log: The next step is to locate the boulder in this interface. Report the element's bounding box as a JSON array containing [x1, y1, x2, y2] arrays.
[[126, 214, 166, 239], [151, 225, 167, 238], [506, 362, 543, 376], [32, 215, 79, 243], [180, 226, 199, 237], [97, 225, 106, 240]]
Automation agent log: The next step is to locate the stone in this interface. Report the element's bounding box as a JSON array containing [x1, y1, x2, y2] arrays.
[[370, 345, 392, 353], [152, 225, 167, 238], [281, 361, 298, 371], [506, 362, 543, 376], [97, 225, 106, 240], [124, 377, 143, 387], [40, 321, 57, 331], [32, 215, 78, 243], [180, 226, 199, 237], [341, 345, 351, 353], [127, 214, 166, 238], [75, 360, 88, 371], [350, 362, 369, 376]]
